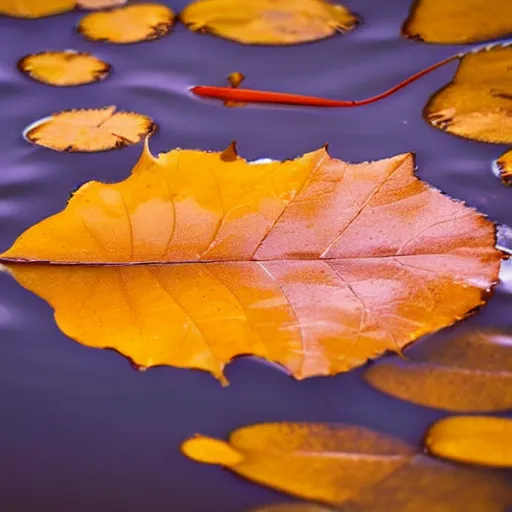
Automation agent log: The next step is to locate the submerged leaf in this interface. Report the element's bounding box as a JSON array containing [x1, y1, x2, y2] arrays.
[[0, 144, 502, 382], [402, 0, 512, 44], [182, 423, 512, 510], [364, 329, 512, 412], [0, 0, 75, 18], [18, 51, 111, 87], [24, 106, 155, 152], [424, 45, 512, 144], [181, 0, 358, 45], [425, 416, 512, 468], [77, 3, 175, 43], [495, 149, 512, 186]]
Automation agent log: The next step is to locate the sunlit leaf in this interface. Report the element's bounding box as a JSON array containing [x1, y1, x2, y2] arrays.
[[182, 423, 415, 504], [23, 106, 155, 152], [402, 0, 512, 44], [77, 0, 126, 9], [181, 0, 358, 45], [182, 423, 512, 510], [495, 149, 512, 186], [77, 3, 175, 43], [364, 329, 512, 412], [18, 51, 111, 87], [424, 45, 512, 144], [0, 0, 75, 18], [425, 416, 512, 468], [0, 144, 502, 382]]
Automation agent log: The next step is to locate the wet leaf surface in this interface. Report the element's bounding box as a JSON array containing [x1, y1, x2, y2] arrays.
[[181, 0, 358, 45], [18, 51, 111, 87], [183, 423, 512, 510], [0, 144, 502, 382], [364, 329, 512, 412], [77, 3, 175, 43], [425, 416, 512, 468], [424, 45, 512, 144], [23, 106, 155, 152], [402, 0, 512, 44]]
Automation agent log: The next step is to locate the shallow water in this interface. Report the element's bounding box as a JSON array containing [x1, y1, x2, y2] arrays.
[[0, 1, 511, 510]]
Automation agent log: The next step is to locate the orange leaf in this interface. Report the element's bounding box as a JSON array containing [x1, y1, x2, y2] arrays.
[[402, 0, 512, 44], [77, 3, 175, 43], [364, 329, 512, 412], [23, 106, 155, 152], [0, 0, 75, 18], [18, 51, 111, 87], [182, 423, 512, 509], [425, 416, 512, 468], [494, 149, 512, 186], [424, 45, 512, 144], [0, 143, 503, 382], [181, 0, 358, 45], [77, 0, 127, 9]]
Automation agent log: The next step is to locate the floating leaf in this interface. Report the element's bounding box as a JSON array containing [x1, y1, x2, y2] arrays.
[[338, 455, 512, 511], [364, 329, 512, 412], [77, 3, 175, 43], [0, 144, 502, 382], [0, 0, 75, 18], [18, 51, 111, 87], [182, 423, 415, 504], [77, 0, 127, 9], [181, 0, 358, 45], [494, 149, 512, 186], [425, 416, 512, 468], [182, 423, 512, 510], [425, 45, 512, 144], [24, 106, 155, 152], [402, 0, 512, 44]]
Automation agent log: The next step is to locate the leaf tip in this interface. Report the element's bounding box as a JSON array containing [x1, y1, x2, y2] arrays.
[[181, 435, 243, 466], [220, 141, 239, 162]]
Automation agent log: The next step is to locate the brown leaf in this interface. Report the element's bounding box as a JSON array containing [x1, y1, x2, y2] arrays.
[[424, 45, 512, 144], [364, 329, 512, 412], [0, 144, 502, 382], [77, 3, 175, 43], [182, 423, 512, 510], [0, 0, 75, 18], [402, 0, 512, 44], [181, 0, 358, 45], [425, 416, 512, 468], [18, 51, 111, 87], [23, 106, 155, 152]]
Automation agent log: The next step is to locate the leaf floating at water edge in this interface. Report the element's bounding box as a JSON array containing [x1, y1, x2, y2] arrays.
[[77, 0, 126, 9], [424, 45, 512, 144], [494, 149, 512, 186], [182, 423, 415, 504], [181, 0, 358, 45], [402, 0, 512, 44], [364, 329, 512, 412], [24, 106, 155, 152], [425, 416, 512, 468], [18, 51, 111, 87], [0, 144, 503, 381], [0, 0, 75, 18], [78, 3, 175, 43]]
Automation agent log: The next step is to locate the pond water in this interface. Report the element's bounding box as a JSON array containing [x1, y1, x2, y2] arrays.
[[0, 0, 510, 510]]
